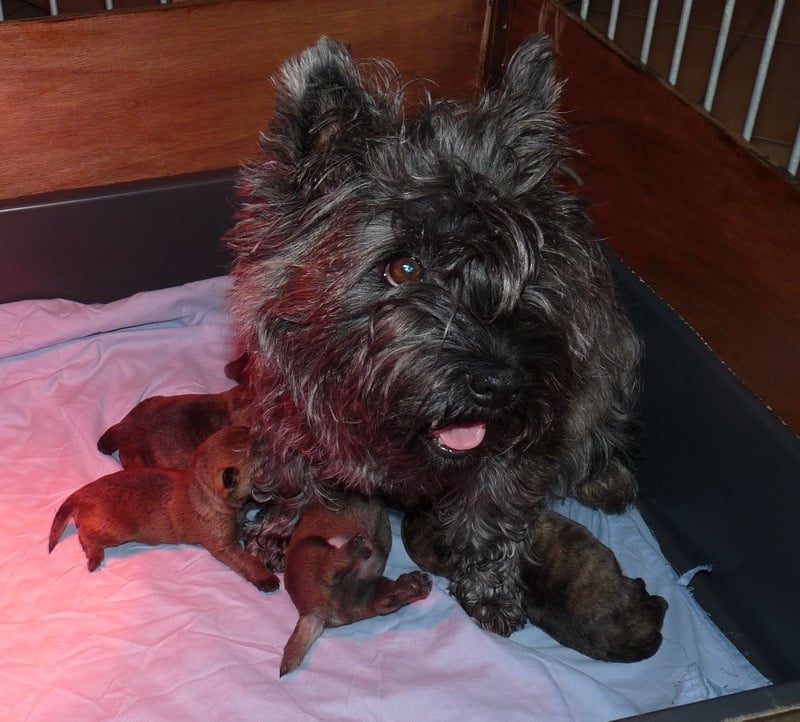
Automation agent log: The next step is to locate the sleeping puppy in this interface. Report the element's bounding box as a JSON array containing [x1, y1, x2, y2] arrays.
[[280, 494, 432, 676], [521, 510, 667, 662], [97, 384, 251, 469], [49, 426, 279, 593], [403, 508, 667, 662]]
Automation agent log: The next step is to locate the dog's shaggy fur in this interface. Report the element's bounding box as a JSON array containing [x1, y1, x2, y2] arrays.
[[227, 35, 665, 659]]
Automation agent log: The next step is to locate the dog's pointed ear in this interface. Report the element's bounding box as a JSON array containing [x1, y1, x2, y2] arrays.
[[266, 37, 380, 189], [499, 34, 561, 113], [482, 34, 567, 192]]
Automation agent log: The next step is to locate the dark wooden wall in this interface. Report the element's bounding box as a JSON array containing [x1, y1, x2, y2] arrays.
[[3, 0, 799, 435], [0, 0, 487, 200], [501, 0, 800, 435]]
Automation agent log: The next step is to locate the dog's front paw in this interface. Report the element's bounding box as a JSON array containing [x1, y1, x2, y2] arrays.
[[460, 597, 527, 636], [453, 576, 527, 636], [448, 552, 528, 636]]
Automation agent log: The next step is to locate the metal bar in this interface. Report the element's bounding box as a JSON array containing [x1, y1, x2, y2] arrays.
[[742, 0, 785, 141], [668, 0, 694, 85], [0, 2, 4, 22], [640, 0, 660, 64], [607, 0, 621, 41], [788, 121, 800, 176], [580, 0, 590, 20], [106, 0, 113, 9], [49, 0, 58, 15], [703, 0, 736, 112]]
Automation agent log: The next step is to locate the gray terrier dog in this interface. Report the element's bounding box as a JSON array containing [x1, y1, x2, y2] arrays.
[[227, 35, 666, 661]]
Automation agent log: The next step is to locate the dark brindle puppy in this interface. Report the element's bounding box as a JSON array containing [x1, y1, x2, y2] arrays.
[[227, 35, 666, 660], [402, 509, 666, 661], [280, 494, 431, 676], [97, 384, 251, 469], [50, 426, 278, 592]]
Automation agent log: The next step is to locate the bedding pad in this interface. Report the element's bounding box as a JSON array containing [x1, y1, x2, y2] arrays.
[[0, 277, 768, 721]]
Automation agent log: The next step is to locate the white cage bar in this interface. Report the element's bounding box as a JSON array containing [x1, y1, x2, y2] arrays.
[[639, 0, 659, 64], [0, 0, 171, 20], [606, 0, 622, 41], [703, 0, 737, 112], [575, 0, 797, 175], [0, 0, 796, 178], [789, 123, 800, 176], [742, 0, 784, 142], [668, 0, 694, 86]]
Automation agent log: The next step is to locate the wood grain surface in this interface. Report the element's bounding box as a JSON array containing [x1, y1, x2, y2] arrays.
[[4, 0, 800, 434], [0, 0, 486, 200], [507, 0, 800, 433]]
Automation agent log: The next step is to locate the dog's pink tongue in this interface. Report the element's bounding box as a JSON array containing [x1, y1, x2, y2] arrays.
[[433, 422, 487, 451]]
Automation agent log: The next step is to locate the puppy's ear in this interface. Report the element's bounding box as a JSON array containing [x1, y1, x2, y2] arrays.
[[222, 467, 239, 489], [266, 36, 392, 192], [500, 34, 561, 112]]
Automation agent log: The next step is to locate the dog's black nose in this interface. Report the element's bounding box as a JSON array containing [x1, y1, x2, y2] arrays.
[[467, 368, 524, 407]]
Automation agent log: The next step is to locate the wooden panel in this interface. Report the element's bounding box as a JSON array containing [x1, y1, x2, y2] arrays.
[[477, 0, 512, 90], [0, 0, 486, 200], [25, 0, 164, 13], [506, 0, 800, 433]]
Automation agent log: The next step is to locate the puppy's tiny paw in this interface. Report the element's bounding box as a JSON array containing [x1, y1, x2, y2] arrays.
[[372, 572, 433, 614], [256, 572, 281, 593], [85, 550, 104, 572], [344, 534, 373, 560], [396, 571, 433, 601]]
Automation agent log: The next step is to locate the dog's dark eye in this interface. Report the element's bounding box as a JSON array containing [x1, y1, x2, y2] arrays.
[[222, 467, 239, 489], [384, 256, 423, 286]]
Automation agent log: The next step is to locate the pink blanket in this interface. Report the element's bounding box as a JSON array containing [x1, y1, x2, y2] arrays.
[[0, 277, 767, 721]]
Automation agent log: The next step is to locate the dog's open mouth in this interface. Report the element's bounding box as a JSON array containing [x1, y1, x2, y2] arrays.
[[429, 421, 487, 455]]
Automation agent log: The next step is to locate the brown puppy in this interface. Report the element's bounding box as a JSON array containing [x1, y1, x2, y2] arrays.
[[50, 426, 278, 593], [280, 495, 432, 676], [97, 385, 251, 469]]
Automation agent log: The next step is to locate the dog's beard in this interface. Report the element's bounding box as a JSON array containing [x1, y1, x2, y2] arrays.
[[246, 279, 572, 505]]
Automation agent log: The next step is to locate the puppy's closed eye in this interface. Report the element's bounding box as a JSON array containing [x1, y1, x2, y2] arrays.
[[222, 467, 239, 489]]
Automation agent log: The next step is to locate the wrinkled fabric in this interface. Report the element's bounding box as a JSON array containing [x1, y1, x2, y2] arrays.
[[0, 277, 768, 722]]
